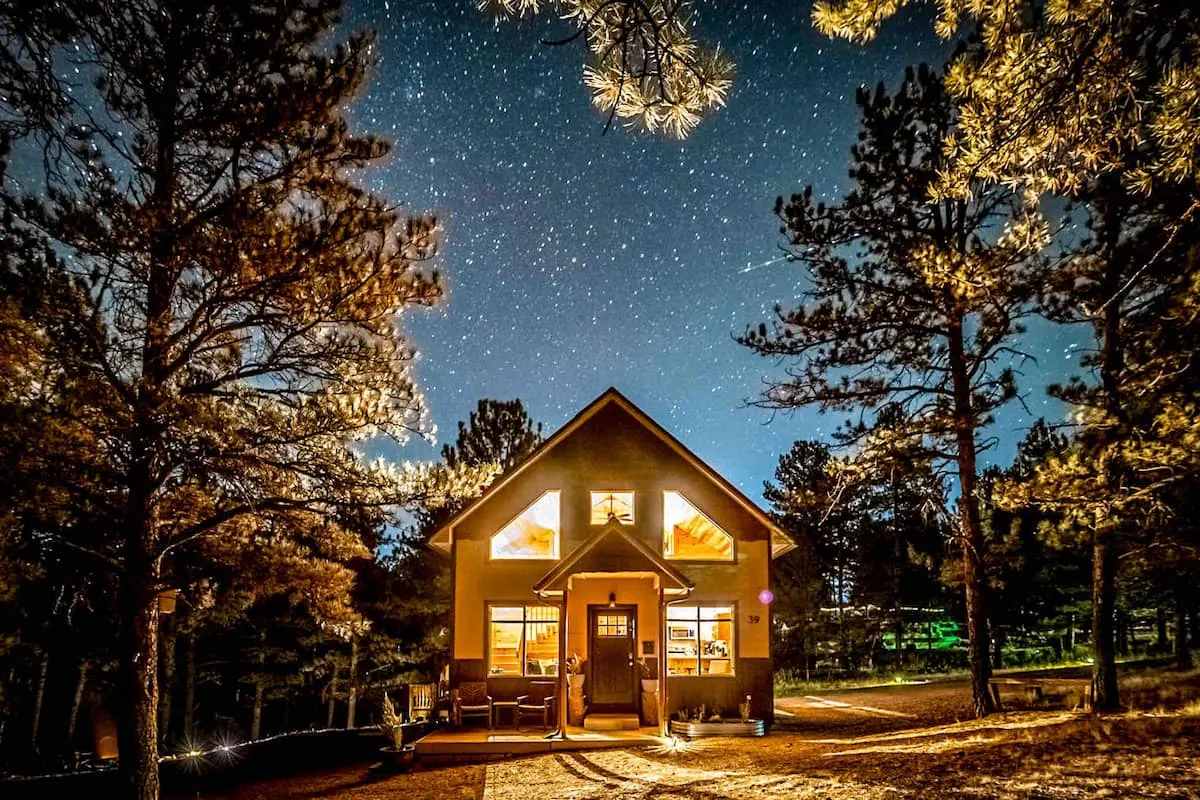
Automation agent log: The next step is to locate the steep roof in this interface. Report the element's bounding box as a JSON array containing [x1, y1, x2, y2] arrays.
[[428, 387, 797, 558]]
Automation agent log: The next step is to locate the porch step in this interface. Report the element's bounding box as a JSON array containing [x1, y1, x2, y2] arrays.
[[583, 713, 640, 731]]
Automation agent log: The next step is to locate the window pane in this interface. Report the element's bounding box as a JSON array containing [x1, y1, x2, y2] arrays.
[[666, 606, 698, 675], [663, 491, 734, 560], [489, 621, 524, 675], [491, 491, 560, 559], [524, 606, 559, 676], [590, 491, 635, 525], [699, 607, 734, 675]]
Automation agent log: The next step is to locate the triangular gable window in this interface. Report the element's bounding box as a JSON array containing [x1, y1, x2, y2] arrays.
[[663, 490, 734, 561], [491, 491, 560, 559]]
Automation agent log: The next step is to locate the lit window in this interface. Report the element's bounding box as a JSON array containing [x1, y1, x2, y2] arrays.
[[490, 491, 560, 559], [590, 491, 635, 525], [663, 491, 733, 560], [488, 606, 560, 676], [666, 605, 734, 676]]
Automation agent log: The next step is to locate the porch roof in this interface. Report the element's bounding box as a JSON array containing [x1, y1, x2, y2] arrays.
[[533, 521, 693, 593]]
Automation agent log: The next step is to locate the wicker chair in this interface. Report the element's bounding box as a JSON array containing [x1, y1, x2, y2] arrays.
[[516, 681, 556, 730], [453, 681, 492, 728]]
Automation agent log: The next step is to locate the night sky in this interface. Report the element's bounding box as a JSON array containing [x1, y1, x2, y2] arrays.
[[344, 0, 1083, 501]]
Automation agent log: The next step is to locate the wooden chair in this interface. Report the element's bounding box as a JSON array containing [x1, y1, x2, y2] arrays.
[[453, 681, 492, 728], [408, 682, 436, 721], [516, 681, 556, 730]]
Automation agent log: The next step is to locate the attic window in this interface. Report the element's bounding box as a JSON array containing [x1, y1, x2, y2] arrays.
[[663, 491, 734, 561], [490, 491, 560, 559], [590, 491, 635, 525]]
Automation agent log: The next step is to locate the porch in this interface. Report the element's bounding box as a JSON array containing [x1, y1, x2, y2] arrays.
[[412, 724, 662, 758]]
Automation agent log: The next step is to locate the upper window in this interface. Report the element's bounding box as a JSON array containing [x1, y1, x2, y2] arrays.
[[488, 605, 560, 676], [590, 491, 635, 525], [490, 491, 560, 559], [663, 491, 734, 560]]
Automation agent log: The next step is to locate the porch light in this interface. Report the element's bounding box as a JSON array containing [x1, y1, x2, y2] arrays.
[[608, 592, 617, 607]]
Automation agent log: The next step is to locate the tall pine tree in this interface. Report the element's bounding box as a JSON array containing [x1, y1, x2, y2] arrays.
[[740, 65, 1047, 716], [2, 2, 441, 796]]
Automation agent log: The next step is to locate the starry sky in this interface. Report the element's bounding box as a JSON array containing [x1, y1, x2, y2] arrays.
[[344, 0, 1083, 501]]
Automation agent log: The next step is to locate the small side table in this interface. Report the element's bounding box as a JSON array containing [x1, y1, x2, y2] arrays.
[[493, 700, 519, 729]]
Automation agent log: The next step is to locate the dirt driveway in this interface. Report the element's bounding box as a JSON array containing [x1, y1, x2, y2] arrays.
[[195, 667, 1200, 800]]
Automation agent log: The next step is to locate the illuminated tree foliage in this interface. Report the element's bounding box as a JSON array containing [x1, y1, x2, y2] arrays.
[[810, 0, 1200, 196], [0, 1, 444, 796], [740, 65, 1047, 717], [479, 0, 732, 138]]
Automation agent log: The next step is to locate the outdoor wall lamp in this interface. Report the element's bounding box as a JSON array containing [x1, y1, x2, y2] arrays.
[[608, 592, 616, 607]]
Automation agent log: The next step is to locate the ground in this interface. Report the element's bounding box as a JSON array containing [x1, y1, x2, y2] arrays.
[[194, 666, 1200, 799]]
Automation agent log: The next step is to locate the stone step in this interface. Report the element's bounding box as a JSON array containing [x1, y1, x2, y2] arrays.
[[583, 713, 640, 731]]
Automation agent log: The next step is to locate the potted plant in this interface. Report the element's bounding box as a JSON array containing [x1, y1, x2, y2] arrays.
[[639, 660, 659, 726], [566, 653, 586, 725], [379, 692, 416, 772], [639, 659, 658, 693], [566, 653, 585, 690]]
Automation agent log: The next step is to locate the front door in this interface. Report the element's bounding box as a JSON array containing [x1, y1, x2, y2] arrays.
[[588, 605, 637, 711]]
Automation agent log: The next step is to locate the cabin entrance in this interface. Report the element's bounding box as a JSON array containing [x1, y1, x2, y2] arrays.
[[587, 604, 638, 712]]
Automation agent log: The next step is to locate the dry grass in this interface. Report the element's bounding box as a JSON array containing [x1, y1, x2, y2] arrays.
[[192, 666, 1200, 800]]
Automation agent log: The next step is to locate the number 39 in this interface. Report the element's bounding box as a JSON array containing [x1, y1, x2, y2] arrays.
[[748, 615, 760, 624]]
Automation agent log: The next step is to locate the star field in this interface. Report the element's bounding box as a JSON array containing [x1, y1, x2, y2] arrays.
[[346, 0, 1084, 499]]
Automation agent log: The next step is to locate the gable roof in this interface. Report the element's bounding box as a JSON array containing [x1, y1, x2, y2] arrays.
[[428, 387, 797, 558], [533, 521, 693, 593]]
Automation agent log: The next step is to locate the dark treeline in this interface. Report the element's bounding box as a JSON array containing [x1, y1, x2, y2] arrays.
[[0, 395, 540, 774]]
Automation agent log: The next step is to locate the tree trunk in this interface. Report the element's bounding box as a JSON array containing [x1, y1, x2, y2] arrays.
[[251, 678, 264, 740], [326, 674, 337, 729], [31, 650, 49, 751], [1090, 182, 1126, 712], [1177, 585, 1193, 670], [1156, 607, 1169, 652], [184, 631, 196, 740], [68, 660, 89, 746], [251, 632, 266, 740], [118, 549, 161, 800], [346, 637, 358, 730], [1091, 524, 1119, 709], [159, 615, 176, 744], [947, 312, 993, 717]]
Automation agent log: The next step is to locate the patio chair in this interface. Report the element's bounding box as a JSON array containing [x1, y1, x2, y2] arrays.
[[453, 681, 492, 728], [408, 682, 437, 721], [516, 681, 556, 730]]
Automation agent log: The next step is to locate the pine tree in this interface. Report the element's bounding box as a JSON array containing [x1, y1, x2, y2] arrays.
[[740, 65, 1047, 716], [1, 2, 442, 796], [479, 0, 732, 138]]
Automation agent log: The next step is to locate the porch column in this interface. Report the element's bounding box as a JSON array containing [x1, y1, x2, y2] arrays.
[[556, 590, 568, 738], [659, 584, 668, 736]]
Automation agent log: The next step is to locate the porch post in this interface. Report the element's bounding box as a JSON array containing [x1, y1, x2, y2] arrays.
[[659, 583, 668, 736], [556, 590, 568, 738]]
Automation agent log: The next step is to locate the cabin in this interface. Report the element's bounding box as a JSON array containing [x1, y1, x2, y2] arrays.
[[428, 388, 795, 734]]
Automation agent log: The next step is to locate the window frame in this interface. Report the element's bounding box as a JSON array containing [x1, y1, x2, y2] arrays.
[[486, 603, 561, 678], [665, 603, 736, 678], [662, 490, 736, 562], [589, 490, 636, 525], [488, 490, 561, 561]]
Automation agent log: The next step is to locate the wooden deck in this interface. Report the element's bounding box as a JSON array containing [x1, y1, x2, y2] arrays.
[[413, 725, 662, 758]]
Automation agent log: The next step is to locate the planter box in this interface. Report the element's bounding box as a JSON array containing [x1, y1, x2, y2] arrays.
[[669, 719, 765, 738]]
